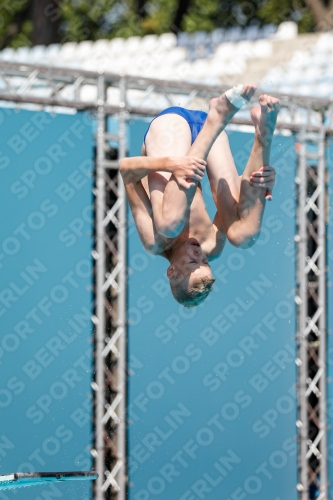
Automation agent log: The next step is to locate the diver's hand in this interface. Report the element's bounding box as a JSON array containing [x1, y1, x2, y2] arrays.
[[167, 156, 206, 189], [249, 165, 276, 200]]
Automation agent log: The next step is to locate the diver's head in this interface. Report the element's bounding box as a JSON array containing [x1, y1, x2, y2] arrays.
[[167, 238, 215, 307]]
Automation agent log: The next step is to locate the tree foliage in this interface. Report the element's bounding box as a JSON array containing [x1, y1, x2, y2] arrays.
[[258, 0, 315, 33], [0, 0, 33, 49], [182, 0, 315, 33], [0, 0, 327, 49]]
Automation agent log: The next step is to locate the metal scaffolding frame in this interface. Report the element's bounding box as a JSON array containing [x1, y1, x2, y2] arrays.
[[296, 126, 328, 500], [0, 59, 331, 500]]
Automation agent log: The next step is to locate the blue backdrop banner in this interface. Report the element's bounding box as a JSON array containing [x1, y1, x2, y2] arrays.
[[127, 119, 298, 500], [0, 107, 94, 500]]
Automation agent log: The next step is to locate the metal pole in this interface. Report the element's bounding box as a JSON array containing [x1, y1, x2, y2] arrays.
[[116, 75, 127, 500], [95, 74, 106, 500], [298, 127, 309, 500], [318, 127, 328, 499]]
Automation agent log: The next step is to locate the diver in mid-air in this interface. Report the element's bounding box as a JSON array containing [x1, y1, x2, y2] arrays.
[[120, 84, 279, 307]]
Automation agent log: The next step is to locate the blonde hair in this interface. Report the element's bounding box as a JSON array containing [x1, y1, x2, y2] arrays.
[[170, 275, 216, 308]]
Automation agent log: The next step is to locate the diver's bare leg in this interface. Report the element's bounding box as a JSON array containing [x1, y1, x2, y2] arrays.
[[186, 85, 256, 160], [208, 94, 280, 244]]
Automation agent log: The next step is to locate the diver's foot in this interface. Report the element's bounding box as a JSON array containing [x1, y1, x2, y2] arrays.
[[250, 94, 280, 146], [208, 84, 257, 128]]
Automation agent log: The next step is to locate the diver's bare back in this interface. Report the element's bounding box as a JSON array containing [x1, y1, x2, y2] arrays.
[[141, 171, 224, 259]]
